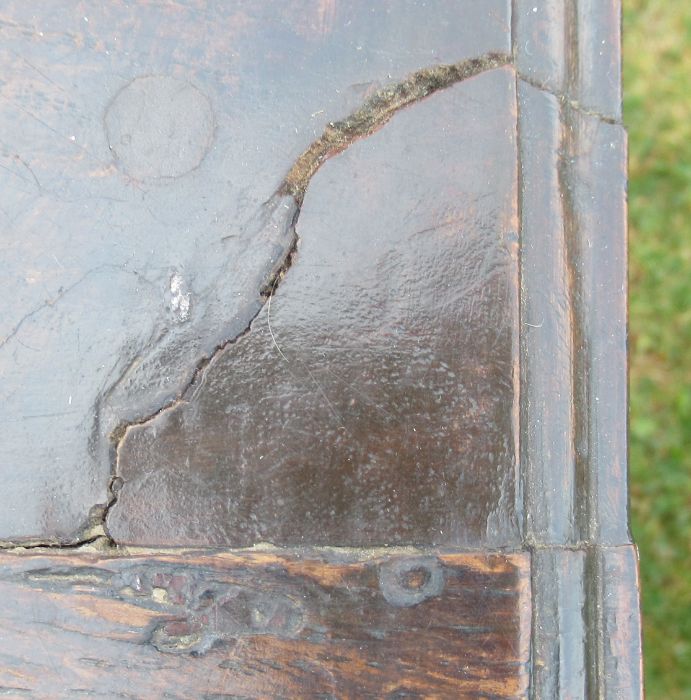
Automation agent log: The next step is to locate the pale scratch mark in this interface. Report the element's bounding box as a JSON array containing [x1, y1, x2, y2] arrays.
[[0, 264, 157, 352], [265, 280, 290, 366], [8, 410, 80, 422], [266, 278, 344, 424], [14, 155, 42, 193], [0, 17, 80, 43], [0, 96, 111, 170], [0, 285, 79, 351], [0, 203, 13, 222], [9, 48, 69, 94], [0, 159, 34, 190], [16, 338, 40, 352], [312, 361, 397, 421]]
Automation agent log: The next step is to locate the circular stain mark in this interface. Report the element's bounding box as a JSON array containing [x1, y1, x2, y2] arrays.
[[105, 75, 214, 180], [378, 556, 444, 607]]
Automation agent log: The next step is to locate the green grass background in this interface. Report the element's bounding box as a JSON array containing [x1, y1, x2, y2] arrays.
[[624, 1, 691, 697]]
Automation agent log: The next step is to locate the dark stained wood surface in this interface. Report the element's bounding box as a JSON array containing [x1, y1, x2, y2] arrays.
[[515, 3, 641, 696], [0, 0, 641, 697], [518, 78, 578, 545], [110, 65, 520, 548], [0, 0, 512, 545], [530, 549, 588, 697], [0, 550, 530, 698], [595, 546, 644, 698]]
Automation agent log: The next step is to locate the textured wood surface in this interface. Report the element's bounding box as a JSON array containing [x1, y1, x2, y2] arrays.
[[0, 0, 514, 546], [0, 0, 641, 697], [516, 2, 641, 696], [0, 550, 530, 698], [109, 64, 520, 549]]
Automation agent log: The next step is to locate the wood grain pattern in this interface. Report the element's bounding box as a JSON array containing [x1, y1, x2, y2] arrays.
[[518, 78, 577, 546], [0, 0, 512, 544], [591, 546, 644, 699], [516, 2, 642, 696], [0, 0, 642, 696], [109, 64, 521, 549], [0, 550, 530, 699], [530, 549, 587, 697]]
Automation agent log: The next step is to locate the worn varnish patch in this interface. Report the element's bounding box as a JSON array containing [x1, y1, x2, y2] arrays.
[[0, 550, 531, 698], [109, 67, 519, 548]]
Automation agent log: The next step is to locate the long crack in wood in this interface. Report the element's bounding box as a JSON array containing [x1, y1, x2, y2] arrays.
[[281, 52, 510, 203], [82, 52, 512, 551]]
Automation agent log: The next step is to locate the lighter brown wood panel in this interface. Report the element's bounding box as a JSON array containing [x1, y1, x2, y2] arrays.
[[0, 549, 530, 699]]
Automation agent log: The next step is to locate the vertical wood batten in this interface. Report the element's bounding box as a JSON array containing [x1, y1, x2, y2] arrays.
[[595, 545, 644, 698], [531, 549, 587, 698], [518, 79, 577, 546], [565, 110, 629, 546], [566, 0, 627, 545], [516, 1, 641, 697], [574, 0, 623, 122]]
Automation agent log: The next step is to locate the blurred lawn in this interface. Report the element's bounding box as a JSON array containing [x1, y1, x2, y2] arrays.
[[624, 1, 691, 697]]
